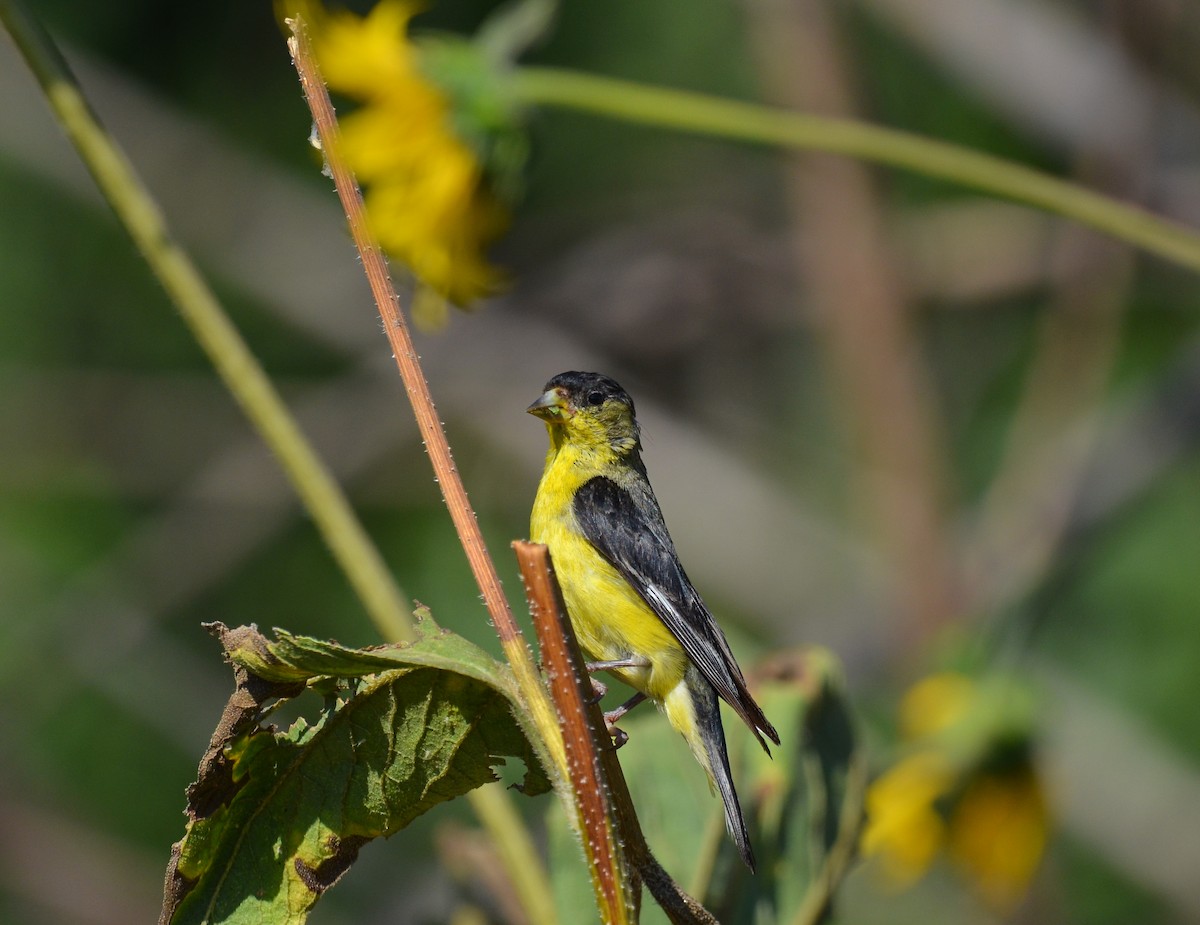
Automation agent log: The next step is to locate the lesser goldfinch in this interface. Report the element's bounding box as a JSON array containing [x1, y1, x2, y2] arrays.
[[528, 370, 779, 871]]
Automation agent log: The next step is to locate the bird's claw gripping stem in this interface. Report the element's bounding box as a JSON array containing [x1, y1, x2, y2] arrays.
[[583, 658, 650, 748], [602, 692, 647, 750], [587, 677, 607, 705]]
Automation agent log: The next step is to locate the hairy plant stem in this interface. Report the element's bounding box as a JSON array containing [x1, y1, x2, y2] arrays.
[[514, 541, 717, 925], [1, 3, 560, 920], [285, 16, 564, 924], [512, 66, 1200, 274], [285, 11, 561, 764], [513, 541, 638, 925]]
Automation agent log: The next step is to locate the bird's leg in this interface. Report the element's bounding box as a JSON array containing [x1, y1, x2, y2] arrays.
[[602, 692, 648, 750], [582, 656, 650, 748], [585, 656, 650, 673], [603, 691, 647, 728], [582, 656, 647, 706]]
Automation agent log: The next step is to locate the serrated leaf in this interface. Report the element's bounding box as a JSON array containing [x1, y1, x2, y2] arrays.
[[162, 624, 550, 925], [243, 622, 515, 693]]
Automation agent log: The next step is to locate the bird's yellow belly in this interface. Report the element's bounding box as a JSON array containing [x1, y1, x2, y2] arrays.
[[531, 509, 687, 703]]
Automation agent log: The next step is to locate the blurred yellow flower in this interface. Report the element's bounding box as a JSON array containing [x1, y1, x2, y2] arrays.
[[862, 751, 954, 886], [862, 672, 1049, 911], [898, 671, 975, 738], [949, 765, 1048, 908], [291, 0, 508, 316]]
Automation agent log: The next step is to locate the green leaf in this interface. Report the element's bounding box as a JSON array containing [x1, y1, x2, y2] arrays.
[[162, 623, 550, 925], [695, 648, 866, 925], [228, 610, 514, 694], [761, 648, 865, 925], [417, 37, 529, 204]]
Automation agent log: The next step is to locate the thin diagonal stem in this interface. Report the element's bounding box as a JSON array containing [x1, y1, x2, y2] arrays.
[[284, 13, 561, 760], [0, 0, 413, 644], [285, 18, 566, 925]]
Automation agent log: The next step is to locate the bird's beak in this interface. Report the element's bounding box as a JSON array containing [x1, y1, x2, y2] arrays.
[[527, 387, 574, 422]]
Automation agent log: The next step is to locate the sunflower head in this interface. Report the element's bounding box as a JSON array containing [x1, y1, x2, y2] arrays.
[[283, 0, 522, 322], [862, 671, 1049, 910]]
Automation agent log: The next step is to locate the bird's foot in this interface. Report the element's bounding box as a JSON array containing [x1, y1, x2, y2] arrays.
[[601, 692, 647, 749], [586, 677, 608, 705]]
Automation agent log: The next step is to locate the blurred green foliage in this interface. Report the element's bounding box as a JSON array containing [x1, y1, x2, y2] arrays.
[[4, 0, 1200, 923]]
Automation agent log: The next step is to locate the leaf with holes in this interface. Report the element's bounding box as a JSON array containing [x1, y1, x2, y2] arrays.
[[160, 622, 550, 925]]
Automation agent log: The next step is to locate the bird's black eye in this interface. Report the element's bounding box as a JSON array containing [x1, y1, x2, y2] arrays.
[[586, 390, 606, 407]]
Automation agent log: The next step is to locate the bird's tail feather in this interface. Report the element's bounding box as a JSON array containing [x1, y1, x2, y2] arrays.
[[675, 665, 756, 871]]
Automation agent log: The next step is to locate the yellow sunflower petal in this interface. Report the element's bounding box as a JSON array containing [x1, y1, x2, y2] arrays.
[[299, 0, 509, 307], [316, 0, 423, 99]]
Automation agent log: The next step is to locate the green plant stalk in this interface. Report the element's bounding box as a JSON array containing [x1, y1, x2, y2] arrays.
[[789, 748, 868, 925], [470, 782, 562, 925], [0, 0, 413, 646], [2, 4, 560, 922], [512, 66, 1200, 274]]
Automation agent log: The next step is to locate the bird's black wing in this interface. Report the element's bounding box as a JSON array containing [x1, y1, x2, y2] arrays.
[[573, 475, 779, 751]]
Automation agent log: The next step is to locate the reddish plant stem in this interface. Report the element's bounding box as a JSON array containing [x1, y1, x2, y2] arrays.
[[286, 19, 515, 644], [285, 16, 562, 770], [513, 541, 637, 925], [513, 541, 716, 925]]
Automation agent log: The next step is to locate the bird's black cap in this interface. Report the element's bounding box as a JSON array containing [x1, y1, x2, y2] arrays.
[[543, 371, 636, 415]]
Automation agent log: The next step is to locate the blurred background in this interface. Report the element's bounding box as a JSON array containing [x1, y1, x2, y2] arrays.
[[3, 0, 1200, 923]]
